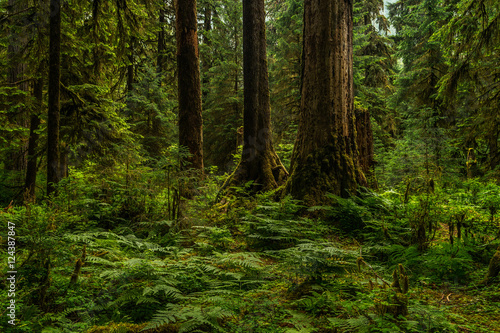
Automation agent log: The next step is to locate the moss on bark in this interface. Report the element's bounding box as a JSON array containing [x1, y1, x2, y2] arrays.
[[219, 0, 287, 197], [484, 246, 500, 284], [283, 0, 365, 206]]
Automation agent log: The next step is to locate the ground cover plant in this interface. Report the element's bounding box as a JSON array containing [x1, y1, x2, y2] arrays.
[[1, 170, 499, 332]]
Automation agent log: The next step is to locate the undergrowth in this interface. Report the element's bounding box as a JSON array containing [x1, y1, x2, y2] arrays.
[[0, 170, 499, 332]]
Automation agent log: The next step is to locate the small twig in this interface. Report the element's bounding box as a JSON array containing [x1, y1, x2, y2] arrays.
[[359, 257, 391, 287], [1, 6, 35, 22], [0, 77, 34, 87]]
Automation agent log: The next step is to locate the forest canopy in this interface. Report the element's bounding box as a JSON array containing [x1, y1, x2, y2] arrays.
[[0, 0, 499, 332]]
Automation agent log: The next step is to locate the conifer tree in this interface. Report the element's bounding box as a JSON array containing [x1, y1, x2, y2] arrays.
[[285, 0, 365, 204], [47, 0, 61, 196], [176, 0, 204, 171], [222, 0, 288, 193]]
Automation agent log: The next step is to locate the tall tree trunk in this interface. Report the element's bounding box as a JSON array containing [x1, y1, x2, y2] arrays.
[[176, 0, 204, 171], [24, 77, 43, 200], [47, 0, 61, 196], [356, 106, 377, 189], [92, 0, 102, 82], [488, 128, 499, 171], [221, 0, 288, 193], [157, 4, 167, 76], [127, 37, 135, 92], [285, 0, 365, 205]]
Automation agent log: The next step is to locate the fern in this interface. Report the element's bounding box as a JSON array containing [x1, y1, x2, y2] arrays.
[[86, 255, 120, 267], [213, 252, 262, 271], [277, 241, 357, 279], [142, 277, 181, 299], [143, 303, 232, 332]]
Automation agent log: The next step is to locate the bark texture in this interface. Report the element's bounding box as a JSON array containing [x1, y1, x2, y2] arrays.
[[285, 0, 365, 205], [47, 0, 61, 196], [24, 78, 43, 199], [484, 246, 500, 283], [176, 0, 204, 171], [222, 0, 287, 193]]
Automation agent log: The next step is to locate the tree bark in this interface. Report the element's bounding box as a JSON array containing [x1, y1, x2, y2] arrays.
[[127, 37, 135, 92], [488, 128, 499, 171], [176, 0, 204, 171], [356, 106, 377, 188], [222, 0, 288, 193], [47, 0, 61, 196], [158, 4, 167, 76], [484, 246, 500, 283], [24, 77, 43, 200], [285, 0, 365, 205]]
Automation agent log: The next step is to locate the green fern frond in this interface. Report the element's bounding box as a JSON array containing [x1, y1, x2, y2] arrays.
[[142, 308, 179, 331], [86, 255, 119, 267]]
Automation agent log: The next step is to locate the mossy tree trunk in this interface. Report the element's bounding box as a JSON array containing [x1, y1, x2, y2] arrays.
[[222, 0, 287, 193], [176, 0, 204, 172], [485, 246, 500, 283], [285, 0, 365, 205], [47, 0, 62, 196]]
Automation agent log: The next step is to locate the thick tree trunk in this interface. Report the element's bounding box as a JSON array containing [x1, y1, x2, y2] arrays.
[[222, 0, 287, 193], [47, 0, 61, 196], [176, 0, 204, 171], [24, 78, 43, 200], [285, 0, 365, 205]]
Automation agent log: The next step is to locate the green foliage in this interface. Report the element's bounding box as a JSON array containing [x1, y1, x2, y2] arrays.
[[201, 0, 243, 171], [267, 0, 303, 144], [1, 0, 500, 332], [144, 303, 232, 333], [124, 64, 177, 161], [278, 242, 357, 282]]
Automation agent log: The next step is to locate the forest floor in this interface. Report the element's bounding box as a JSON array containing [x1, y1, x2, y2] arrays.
[[1, 174, 500, 332]]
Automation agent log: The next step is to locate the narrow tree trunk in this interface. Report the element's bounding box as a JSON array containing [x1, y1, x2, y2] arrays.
[[488, 129, 499, 171], [356, 106, 377, 188], [47, 0, 61, 196], [157, 5, 167, 76], [24, 78, 43, 200], [285, 0, 365, 205], [221, 0, 287, 194], [176, 0, 204, 171], [59, 142, 69, 179], [127, 37, 135, 92]]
